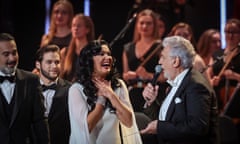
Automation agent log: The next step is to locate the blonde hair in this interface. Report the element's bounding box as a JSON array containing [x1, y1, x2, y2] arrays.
[[40, 0, 74, 47], [133, 9, 159, 42], [197, 29, 220, 58]]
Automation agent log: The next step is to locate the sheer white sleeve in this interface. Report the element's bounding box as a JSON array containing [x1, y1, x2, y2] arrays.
[[68, 83, 90, 144], [117, 79, 143, 144], [68, 80, 142, 144]]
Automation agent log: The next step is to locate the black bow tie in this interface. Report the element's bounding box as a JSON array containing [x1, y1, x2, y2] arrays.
[[165, 85, 172, 95], [0, 75, 15, 83], [41, 83, 57, 91]]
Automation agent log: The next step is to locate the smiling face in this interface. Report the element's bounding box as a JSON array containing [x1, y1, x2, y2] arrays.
[[92, 44, 113, 78], [0, 40, 19, 74], [36, 51, 61, 81]]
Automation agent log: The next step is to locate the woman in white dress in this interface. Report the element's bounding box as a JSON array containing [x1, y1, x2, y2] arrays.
[[68, 40, 142, 144]]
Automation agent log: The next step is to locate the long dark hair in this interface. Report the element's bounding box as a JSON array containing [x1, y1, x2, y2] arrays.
[[76, 40, 120, 112]]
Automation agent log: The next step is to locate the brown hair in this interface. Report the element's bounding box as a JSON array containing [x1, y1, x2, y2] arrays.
[[61, 13, 95, 81], [197, 29, 220, 58], [168, 22, 197, 50]]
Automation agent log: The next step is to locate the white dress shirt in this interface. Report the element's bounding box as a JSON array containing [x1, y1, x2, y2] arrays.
[[0, 71, 16, 104], [40, 79, 57, 117], [159, 69, 189, 120]]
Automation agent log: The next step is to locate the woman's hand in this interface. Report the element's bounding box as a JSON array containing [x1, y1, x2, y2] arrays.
[[136, 66, 153, 79], [93, 78, 113, 99], [211, 76, 220, 86], [93, 77, 133, 127], [123, 71, 138, 81], [224, 69, 240, 81]]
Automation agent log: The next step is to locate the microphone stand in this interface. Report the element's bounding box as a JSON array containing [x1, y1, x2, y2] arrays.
[[110, 13, 137, 47]]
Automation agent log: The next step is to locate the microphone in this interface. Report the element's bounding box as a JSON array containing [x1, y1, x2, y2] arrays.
[[151, 65, 162, 86], [143, 65, 162, 108]]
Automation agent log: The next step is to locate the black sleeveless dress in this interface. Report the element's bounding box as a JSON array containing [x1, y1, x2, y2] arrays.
[[123, 41, 161, 112]]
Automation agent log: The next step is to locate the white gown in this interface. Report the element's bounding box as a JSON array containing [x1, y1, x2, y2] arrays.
[[68, 79, 142, 144]]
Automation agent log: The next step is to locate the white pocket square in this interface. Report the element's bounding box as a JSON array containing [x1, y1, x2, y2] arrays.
[[174, 97, 182, 104]]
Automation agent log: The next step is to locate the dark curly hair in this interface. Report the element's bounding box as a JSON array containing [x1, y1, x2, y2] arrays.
[[76, 40, 121, 112]]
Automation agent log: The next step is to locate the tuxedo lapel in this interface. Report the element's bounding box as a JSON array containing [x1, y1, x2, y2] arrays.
[[9, 70, 25, 127], [165, 70, 190, 121], [48, 86, 60, 120], [48, 79, 68, 120], [0, 90, 8, 124], [165, 87, 184, 121]]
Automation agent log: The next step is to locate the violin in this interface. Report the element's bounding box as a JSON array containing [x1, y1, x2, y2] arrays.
[[217, 45, 240, 110]]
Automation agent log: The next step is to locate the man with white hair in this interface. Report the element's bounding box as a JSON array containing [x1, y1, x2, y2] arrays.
[[141, 36, 220, 144]]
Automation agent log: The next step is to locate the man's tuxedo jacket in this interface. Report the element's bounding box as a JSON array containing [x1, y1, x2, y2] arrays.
[[0, 69, 49, 144], [47, 78, 71, 144], [157, 69, 220, 144]]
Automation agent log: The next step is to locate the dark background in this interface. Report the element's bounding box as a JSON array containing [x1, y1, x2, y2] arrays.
[[0, 0, 239, 74]]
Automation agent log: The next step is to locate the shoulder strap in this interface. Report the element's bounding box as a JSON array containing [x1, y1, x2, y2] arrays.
[[139, 41, 162, 67], [142, 41, 161, 59]]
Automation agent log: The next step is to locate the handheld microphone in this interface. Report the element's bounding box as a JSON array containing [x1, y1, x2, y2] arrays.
[[143, 65, 162, 108], [151, 65, 162, 86]]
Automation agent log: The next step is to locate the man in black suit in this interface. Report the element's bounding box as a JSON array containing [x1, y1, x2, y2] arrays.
[[0, 33, 49, 144], [35, 44, 71, 144], [141, 36, 220, 144]]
